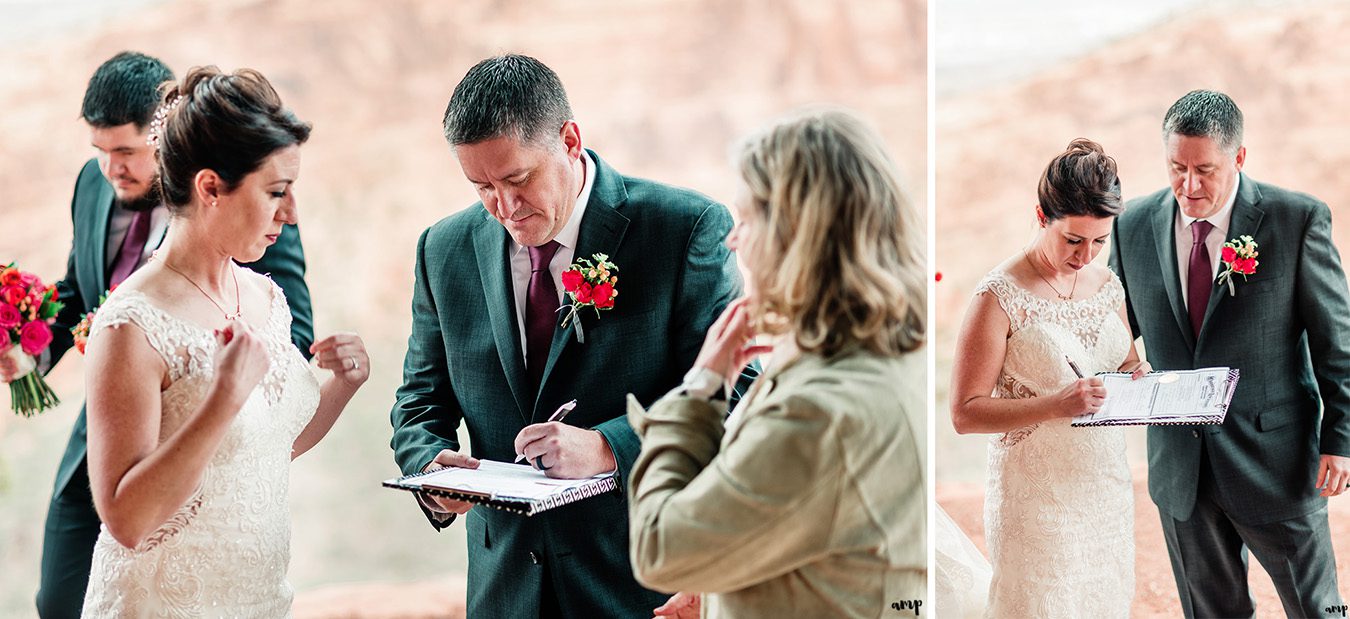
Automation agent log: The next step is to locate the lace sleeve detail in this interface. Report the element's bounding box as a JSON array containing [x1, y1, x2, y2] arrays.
[[974, 271, 1030, 332], [262, 276, 293, 340], [87, 291, 209, 382], [1103, 269, 1126, 316]]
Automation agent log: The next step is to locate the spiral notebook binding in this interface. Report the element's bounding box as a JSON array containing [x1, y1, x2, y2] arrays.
[[384, 471, 618, 517]]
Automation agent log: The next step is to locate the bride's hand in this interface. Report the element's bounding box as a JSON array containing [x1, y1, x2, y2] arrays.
[[211, 321, 269, 409], [311, 332, 370, 388], [1120, 360, 1152, 380], [1053, 377, 1105, 418]]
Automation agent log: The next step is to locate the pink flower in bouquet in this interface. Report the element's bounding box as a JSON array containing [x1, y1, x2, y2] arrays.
[[20, 320, 53, 355], [19, 271, 41, 289], [0, 303, 21, 329], [1, 285, 25, 306]]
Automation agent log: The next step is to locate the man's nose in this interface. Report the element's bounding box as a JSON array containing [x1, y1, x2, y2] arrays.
[[1184, 172, 1202, 195]]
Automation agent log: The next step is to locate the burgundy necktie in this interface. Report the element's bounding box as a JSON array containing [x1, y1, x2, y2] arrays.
[[526, 241, 562, 393], [1187, 220, 1214, 337], [109, 209, 152, 286]]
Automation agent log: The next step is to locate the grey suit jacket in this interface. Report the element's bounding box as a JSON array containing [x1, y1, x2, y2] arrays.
[[1110, 174, 1350, 525]]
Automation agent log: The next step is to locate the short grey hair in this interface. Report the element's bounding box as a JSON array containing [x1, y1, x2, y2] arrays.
[[442, 54, 573, 147], [1161, 90, 1244, 154]]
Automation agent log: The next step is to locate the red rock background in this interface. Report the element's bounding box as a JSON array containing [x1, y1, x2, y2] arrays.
[[0, 0, 924, 616], [936, 1, 1350, 615]]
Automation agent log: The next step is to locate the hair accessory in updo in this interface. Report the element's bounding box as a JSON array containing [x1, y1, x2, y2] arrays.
[[146, 93, 184, 148]]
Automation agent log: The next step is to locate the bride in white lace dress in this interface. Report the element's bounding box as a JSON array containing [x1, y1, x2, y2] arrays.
[[80, 67, 369, 616], [945, 139, 1145, 618]]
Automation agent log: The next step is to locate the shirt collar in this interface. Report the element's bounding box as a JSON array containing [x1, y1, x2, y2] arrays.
[[511, 149, 595, 256], [1178, 173, 1241, 235]]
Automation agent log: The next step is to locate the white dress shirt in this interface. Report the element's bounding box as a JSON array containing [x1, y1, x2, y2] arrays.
[[508, 150, 596, 362], [1174, 174, 1241, 311], [104, 203, 171, 271]]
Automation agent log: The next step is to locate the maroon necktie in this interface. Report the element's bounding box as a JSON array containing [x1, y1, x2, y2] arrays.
[[109, 209, 152, 286], [526, 241, 562, 392], [1187, 220, 1214, 337]]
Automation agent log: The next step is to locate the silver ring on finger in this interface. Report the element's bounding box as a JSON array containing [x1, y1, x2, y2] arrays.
[[346, 357, 357, 371]]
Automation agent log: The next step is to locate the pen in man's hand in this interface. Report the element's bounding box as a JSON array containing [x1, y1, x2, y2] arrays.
[[1066, 355, 1085, 379], [515, 399, 579, 463]]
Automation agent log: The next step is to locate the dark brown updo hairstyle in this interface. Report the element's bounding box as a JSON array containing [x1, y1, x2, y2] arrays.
[[1037, 138, 1123, 221], [154, 66, 311, 213]]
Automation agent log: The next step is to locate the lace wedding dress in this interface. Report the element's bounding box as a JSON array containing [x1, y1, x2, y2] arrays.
[[978, 270, 1135, 617], [81, 280, 319, 617]]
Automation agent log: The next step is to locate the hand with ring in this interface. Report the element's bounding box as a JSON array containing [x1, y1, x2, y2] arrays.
[[310, 332, 370, 388], [513, 422, 617, 479]]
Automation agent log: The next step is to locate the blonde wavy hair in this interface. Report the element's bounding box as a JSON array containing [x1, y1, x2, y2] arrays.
[[737, 109, 926, 358]]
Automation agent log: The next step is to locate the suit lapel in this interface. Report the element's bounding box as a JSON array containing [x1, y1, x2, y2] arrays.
[[1197, 178, 1264, 347], [88, 180, 115, 296], [534, 152, 630, 420], [1151, 193, 1193, 350], [471, 216, 531, 424]]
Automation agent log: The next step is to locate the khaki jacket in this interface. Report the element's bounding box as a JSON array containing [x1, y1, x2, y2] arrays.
[[627, 348, 927, 618]]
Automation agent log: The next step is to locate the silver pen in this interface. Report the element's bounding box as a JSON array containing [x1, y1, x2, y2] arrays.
[[515, 399, 578, 463], [1066, 355, 1085, 379]]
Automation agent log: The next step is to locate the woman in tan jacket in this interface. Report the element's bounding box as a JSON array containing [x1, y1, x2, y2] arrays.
[[627, 108, 927, 618]]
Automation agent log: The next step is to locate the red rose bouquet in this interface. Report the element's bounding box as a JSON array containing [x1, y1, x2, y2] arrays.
[[559, 253, 619, 341], [0, 263, 63, 416]]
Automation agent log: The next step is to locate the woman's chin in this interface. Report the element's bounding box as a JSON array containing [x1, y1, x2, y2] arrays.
[[235, 247, 267, 264]]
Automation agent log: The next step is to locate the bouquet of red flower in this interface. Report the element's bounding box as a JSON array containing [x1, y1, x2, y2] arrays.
[[0, 263, 63, 416], [559, 253, 619, 341]]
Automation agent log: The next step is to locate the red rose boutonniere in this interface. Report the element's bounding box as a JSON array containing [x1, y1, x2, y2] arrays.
[[559, 253, 618, 342], [1216, 235, 1259, 296]]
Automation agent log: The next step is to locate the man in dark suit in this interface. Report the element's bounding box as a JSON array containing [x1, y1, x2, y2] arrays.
[[35, 51, 314, 618], [1110, 90, 1350, 618], [389, 54, 749, 618]]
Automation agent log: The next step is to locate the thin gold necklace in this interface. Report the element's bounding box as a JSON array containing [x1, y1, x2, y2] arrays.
[[1024, 248, 1077, 301], [156, 254, 242, 320]]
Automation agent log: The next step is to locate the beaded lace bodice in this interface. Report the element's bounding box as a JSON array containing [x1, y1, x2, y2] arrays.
[[81, 278, 318, 618], [975, 269, 1136, 618]]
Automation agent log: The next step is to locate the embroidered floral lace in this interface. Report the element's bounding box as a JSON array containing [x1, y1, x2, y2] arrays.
[[81, 279, 318, 617]]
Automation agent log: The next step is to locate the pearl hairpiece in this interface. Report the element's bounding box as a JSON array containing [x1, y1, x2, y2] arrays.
[[146, 94, 184, 147]]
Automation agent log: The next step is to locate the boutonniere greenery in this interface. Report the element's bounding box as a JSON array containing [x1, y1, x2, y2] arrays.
[[558, 253, 618, 342], [1215, 235, 1259, 296]]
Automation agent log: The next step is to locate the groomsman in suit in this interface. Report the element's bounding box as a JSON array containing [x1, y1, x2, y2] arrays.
[[1110, 89, 1350, 618], [35, 51, 313, 618], [390, 54, 751, 618]]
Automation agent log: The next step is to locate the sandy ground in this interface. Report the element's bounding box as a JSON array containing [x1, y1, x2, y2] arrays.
[[938, 465, 1350, 617], [293, 576, 466, 619]]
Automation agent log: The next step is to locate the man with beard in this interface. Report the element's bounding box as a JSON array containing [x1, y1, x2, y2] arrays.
[[34, 51, 314, 618]]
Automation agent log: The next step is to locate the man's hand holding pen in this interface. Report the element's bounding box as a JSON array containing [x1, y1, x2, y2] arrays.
[[514, 400, 618, 479]]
